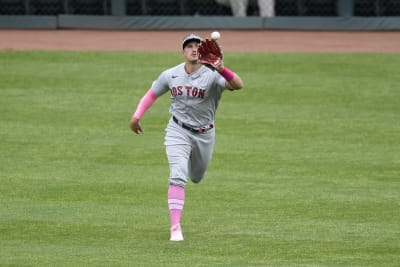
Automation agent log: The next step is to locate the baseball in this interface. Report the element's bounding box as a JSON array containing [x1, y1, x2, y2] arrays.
[[211, 31, 221, 41]]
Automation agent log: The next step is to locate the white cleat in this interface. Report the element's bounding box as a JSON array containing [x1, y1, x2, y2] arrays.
[[170, 224, 184, 241]]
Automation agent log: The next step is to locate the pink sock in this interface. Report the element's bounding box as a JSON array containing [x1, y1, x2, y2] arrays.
[[168, 185, 185, 226]]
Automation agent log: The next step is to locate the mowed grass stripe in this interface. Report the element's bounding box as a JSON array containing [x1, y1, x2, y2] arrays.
[[0, 51, 399, 266]]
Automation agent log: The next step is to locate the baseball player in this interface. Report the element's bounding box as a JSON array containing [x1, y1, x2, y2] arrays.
[[130, 33, 244, 241]]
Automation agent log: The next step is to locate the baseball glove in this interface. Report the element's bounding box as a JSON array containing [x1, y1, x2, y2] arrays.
[[197, 39, 223, 70]]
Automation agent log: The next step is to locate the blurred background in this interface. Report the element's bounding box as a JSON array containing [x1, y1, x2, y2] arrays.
[[1, 0, 400, 17]]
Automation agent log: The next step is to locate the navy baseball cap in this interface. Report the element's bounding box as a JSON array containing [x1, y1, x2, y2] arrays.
[[182, 34, 202, 49]]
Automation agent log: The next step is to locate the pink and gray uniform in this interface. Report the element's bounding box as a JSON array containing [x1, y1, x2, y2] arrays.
[[130, 33, 243, 241], [154, 61, 227, 187]]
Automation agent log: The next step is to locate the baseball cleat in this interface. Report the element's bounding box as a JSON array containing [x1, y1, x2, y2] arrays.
[[170, 224, 184, 241]]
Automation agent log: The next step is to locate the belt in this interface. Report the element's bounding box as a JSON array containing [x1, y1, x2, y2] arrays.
[[173, 116, 214, 134]]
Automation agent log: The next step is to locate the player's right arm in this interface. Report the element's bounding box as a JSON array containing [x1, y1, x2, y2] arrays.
[[130, 71, 171, 134], [130, 89, 159, 134], [130, 117, 143, 134]]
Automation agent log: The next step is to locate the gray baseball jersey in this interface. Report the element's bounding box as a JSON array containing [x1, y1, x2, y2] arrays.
[[151, 63, 226, 127], [151, 62, 228, 187]]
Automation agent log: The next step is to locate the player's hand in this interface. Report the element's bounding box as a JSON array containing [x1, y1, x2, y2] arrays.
[[213, 59, 224, 72], [130, 118, 143, 134], [198, 39, 224, 71]]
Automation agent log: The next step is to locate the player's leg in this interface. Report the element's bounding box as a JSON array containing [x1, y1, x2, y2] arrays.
[[165, 120, 192, 241], [166, 144, 191, 187], [189, 129, 216, 184], [165, 120, 192, 187]]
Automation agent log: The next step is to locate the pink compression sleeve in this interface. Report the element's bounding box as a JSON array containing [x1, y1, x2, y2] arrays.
[[133, 89, 158, 120], [218, 67, 235, 82]]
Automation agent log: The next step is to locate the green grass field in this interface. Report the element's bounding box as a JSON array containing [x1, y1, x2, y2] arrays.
[[1, 51, 399, 266]]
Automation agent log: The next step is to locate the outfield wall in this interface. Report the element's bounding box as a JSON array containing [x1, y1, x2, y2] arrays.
[[2, 15, 400, 30], [1, 0, 400, 30]]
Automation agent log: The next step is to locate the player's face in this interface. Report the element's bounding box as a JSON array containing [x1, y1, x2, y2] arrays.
[[183, 41, 200, 62]]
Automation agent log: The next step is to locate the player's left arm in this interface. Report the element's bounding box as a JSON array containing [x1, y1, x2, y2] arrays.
[[197, 39, 243, 90], [223, 69, 243, 90], [216, 63, 244, 90]]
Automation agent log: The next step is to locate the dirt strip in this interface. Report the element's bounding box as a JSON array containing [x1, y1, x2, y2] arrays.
[[0, 30, 399, 53]]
